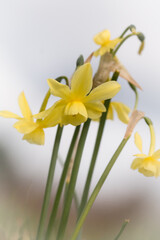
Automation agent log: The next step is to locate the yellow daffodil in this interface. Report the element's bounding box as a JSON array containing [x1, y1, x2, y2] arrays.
[[131, 125, 160, 177], [107, 101, 131, 124], [35, 63, 121, 126], [93, 30, 122, 57], [0, 92, 60, 145]]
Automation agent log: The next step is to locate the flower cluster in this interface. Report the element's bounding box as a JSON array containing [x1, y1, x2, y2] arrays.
[[0, 63, 121, 144], [1, 26, 159, 181]]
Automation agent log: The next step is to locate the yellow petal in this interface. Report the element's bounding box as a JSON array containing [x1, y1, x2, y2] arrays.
[[62, 113, 87, 126], [134, 153, 146, 157], [107, 38, 121, 49], [71, 63, 92, 98], [47, 79, 71, 99], [152, 150, 160, 160], [99, 46, 111, 56], [138, 167, 155, 177], [18, 92, 32, 119], [107, 104, 114, 120], [131, 157, 143, 170], [23, 128, 45, 145], [85, 81, 121, 102], [93, 49, 100, 57], [64, 101, 88, 118], [13, 119, 38, 134], [41, 105, 64, 128], [134, 132, 143, 153], [34, 100, 66, 120], [0, 110, 21, 119], [85, 102, 106, 120], [112, 102, 131, 124], [93, 30, 111, 45], [85, 101, 106, 112]]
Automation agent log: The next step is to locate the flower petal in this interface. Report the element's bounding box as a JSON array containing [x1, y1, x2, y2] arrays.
[[107, 104, 114, 120], [13, 119, 38, 134], [23, 128, 45, 145], [0, 111, 21, 119], [134, 132, 143, 153], [93, 30, 111, 45], [85, 81, 121, 102], [131, 157, 143, 170], [41, 105, 64, 128], [47, 79, 71, 99], [152, 149, 160, 160], [112, 102, 131, 124], [62, 114, 87, 126], [134, 153, 146, 157], [64, 101, 88, 118], [71, 63, 92, 97], [18, 92, 32, 119], [84, 102, 106, 120]]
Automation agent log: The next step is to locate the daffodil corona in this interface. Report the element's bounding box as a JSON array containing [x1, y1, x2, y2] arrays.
[[94, 30, 122, 57], [37, 63, 121, 126], [131, 125, 160, 177]]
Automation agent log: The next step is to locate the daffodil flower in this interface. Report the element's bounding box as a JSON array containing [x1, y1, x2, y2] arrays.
[[0, 92, 60, 145], [93, 30, 122, 57], [131, 126, 160, 177], [107, 101, 131, 124], [35, 63, 121, 126]]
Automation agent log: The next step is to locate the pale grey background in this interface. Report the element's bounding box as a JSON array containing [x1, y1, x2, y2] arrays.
[[0, 0, 160, 233]]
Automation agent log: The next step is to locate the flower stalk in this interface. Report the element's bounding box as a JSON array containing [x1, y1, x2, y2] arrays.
[[71, 137, 129, 240], [46, 125, 81, 239], [36, 125, 63, 240], [56, 119, 91, 240]]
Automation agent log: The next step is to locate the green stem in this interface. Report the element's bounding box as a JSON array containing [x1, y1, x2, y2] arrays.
[[119, 24, 136, 38], [78, 99, 110, 218], [56, 119, 91, 240], [128, 83, 139, 110], [148, 124, 155, 156], [112, 33, 136, 57], [39, 90, 51, 113], [134, 90, 139, 110], [46, 125, 81, 239], [114, 220, 129, 240], [70, 137, 129, 240], [36, 125, 63, 240], [78, 71, 120, 219]]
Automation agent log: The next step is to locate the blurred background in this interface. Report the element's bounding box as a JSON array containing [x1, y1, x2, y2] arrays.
[[0, 0, 160, 239]]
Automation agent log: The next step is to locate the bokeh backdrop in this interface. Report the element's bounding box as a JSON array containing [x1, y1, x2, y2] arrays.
[[0, 0, 160, 239]]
